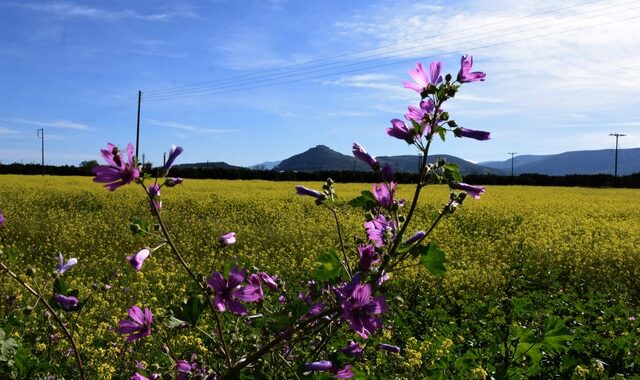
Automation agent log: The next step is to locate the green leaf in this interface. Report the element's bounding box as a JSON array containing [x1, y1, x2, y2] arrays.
[[165, 316, 190, 329], [438, 128, 446, 142], [0, 328, 18, 362], [348, 191, 377, 210], [415, 243, 447, 275], [53, 277, 68, 295], [129, 217, 150, 237], [172, 294, 207, 327], [443, 162, 462, 183], [314, 249, 346, 282], [515, 317, 573, 363]]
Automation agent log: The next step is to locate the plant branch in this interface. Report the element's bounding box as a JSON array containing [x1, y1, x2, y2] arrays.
[[330, 207, 352, 279]]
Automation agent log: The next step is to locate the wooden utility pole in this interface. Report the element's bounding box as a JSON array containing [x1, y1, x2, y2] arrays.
[[508, 152, 517, 177], [135, 90, 142, 161], [37, 128, 44, 176], [609, 133, 625, 177]]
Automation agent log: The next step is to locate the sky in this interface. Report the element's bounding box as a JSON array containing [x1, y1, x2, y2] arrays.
[[1, 0, 639, 167]]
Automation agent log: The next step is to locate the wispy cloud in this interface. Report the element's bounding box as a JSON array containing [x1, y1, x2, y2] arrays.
[[9, 118, 89, 130], [10, 2, 196, 21], [0, 127, 18, 135], [145, 119, 237, 134]]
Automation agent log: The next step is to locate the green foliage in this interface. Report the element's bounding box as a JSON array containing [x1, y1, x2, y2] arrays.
[[0, 328, 18, 362], [314, 249, 346, 282], [414, 243, 447, 275], [348, 190, 377, 210]]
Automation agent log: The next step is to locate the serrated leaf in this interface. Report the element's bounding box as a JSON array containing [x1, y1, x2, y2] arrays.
[[415, 243, 447, 275], [348, 191, 377, 210], [0, 328, 18, 362], [313, 249, 346, 282], [515, 317, 573, 363]]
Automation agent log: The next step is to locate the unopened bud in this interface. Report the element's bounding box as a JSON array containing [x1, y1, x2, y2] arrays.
[[25, 267, 36, 277], [24, 306, 34, 315]]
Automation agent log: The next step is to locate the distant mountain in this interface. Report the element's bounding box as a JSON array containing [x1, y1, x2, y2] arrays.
[[479, 148, 640, 176], [175, 161, 245, 170], [479, 154, 551, 170], [274, 145, 498, 175], [248, 160, 282, 170]]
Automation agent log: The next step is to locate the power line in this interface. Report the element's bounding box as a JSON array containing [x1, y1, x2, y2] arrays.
[[144, 0, 618, 98], [143, 6, 640, 102]]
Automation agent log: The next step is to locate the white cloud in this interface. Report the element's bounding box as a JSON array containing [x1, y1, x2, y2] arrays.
[[145, 119, 237, 134], [11, 2, 196, 21], [9, 118, 88, 130], [0, 127, 17, 135]]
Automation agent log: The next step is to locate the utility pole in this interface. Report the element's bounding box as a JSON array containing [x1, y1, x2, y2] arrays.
[[135, 90, 142, 161], [508, 152, 517, 177], [37, 128, 44, 176], [609, 133, 625, 177]]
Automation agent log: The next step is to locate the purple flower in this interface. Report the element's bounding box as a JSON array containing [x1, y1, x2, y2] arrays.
[[207, 267, 261, 315], [127, 249, 151, 272], [295, 186, 325, 200], [453, 127, 490, 141], [118, 305, 153, 342], [0, 208, 4, 227], [148, 184, 162, 211], [176, 359, 193, 373], [341, 283, 388, 338], [405, 231, 426, 245], [340, 341, 364, 358], [163, 145, 184, 174], [364, 214, 395, 248], [305, 361, 354, 379], [248, 274, 264, 301], [164, 177, 184, 187], [403, 61, 443, 94], [54, 294, 79, 311], [405, 99, 437, 136], [357, 244, 379, 272], [352, 143, 378, 170], [131, 373, 148, 380], [387, 119, 415, 143], [378, 343, 401, 353], [259, 272, 278, 289], [457, 55, 486, 83], [278, 295, 286, 304], [57, 253, 78, 274], [450, 182, 486, 199], [303, 303, 325, 320], [381, 163, 394, 182], [218, 232, 236, 246], [372, 182, 395, 209], [92, 143, 140, 191]]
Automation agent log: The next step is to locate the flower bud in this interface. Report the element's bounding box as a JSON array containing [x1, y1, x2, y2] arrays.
[[25, 267, 36, 277]]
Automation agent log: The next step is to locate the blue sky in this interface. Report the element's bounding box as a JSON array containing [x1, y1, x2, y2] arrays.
[[1, 0, 639, 167]]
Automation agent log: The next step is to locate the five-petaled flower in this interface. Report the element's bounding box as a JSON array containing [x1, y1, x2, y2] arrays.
[[340, 282, 388, 339], [118, 305, 153, 342], [0, 208, 4, 227], [127, 248, 151, 272], [364, 214, 395, 248], [405, 99, 437, 136], [450, 182, 486, 199], [92, 143, 140, 191], [207, 266, 261, 315], [57, 253, 78, 275], [457, 55, 486, 83], [403, 61, 443, 94], [372, 182, 395, 209], [357, 244, 379, 272]]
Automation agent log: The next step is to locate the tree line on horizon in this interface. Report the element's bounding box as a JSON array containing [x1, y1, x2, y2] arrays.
[[1, 161, 639, 188]]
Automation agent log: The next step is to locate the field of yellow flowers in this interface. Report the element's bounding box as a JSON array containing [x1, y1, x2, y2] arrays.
[[1, 175, 639, 378]]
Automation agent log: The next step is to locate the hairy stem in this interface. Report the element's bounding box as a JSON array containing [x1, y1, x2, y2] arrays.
[[0, 261, 86, 380]]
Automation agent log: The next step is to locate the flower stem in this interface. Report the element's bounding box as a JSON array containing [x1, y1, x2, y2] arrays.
[[330, 207, 352, 278], [0, 261, 86, 380]]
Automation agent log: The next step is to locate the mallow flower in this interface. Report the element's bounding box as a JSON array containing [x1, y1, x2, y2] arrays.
[[450, 182, 486, 199], [92, 143, 140, 191], [295, 186, 325, 200], [364, 214, 395, 248], [148, 184, 162, 211], [54, 294, 79, 311], [372, 182, 396, 209], [162, 145, 184, 175], [207, 266, 261, 315], [378, 343, 401, 353], [304, 361, 354, 379], [453, 127, 490, 141], [405, 99, 437, 136], [57, 253, 78, 274], [457, 55, 486, 83], [127, 249, 151, 272], [118, 305, 153, 342], [403, 61, 443, 94], [387, 119, 415, 143], [218, 232, 236, 246], [357, 244, 379, 272], [352, 143, 378, 170], [0, 208, 4, 226], [340, 282, 388, 339]]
